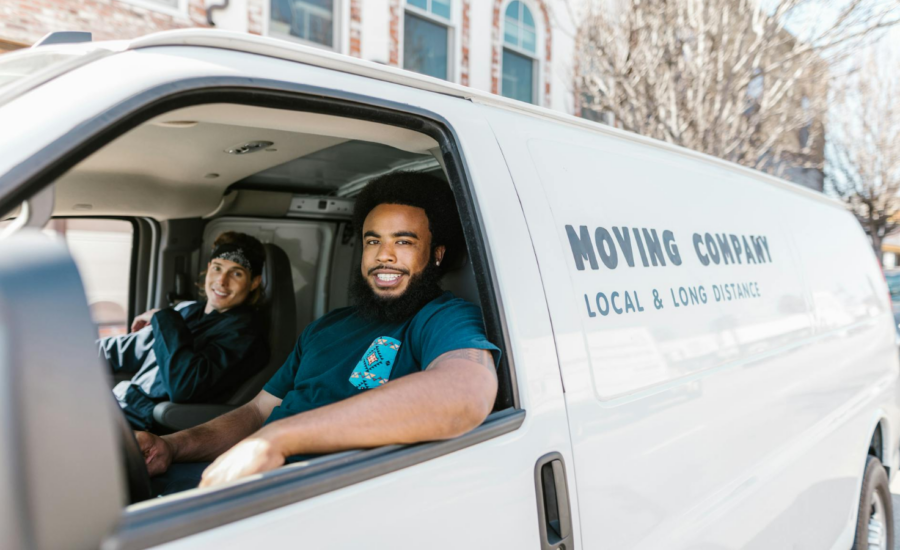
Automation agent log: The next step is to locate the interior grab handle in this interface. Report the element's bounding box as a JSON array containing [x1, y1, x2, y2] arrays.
[[535, 452, 574, 550]]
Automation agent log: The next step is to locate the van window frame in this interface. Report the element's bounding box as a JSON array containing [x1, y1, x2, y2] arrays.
[[0, 77, 524, 549]]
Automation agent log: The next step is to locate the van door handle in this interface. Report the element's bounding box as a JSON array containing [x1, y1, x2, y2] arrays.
[[535, 452, 573, 550]]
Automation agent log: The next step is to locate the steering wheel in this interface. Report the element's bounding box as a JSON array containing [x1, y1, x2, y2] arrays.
[[114, 408, 153, 504]]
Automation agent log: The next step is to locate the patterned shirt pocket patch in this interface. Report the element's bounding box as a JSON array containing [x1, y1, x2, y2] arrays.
[[349, 336, 402, 390]]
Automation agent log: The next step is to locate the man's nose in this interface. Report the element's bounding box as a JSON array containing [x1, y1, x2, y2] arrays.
[[375, 243, 396, 263]]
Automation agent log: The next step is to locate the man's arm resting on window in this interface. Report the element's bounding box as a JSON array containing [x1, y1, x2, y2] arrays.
[[137, 390, 282, 476], [198, 348, 498, 488]]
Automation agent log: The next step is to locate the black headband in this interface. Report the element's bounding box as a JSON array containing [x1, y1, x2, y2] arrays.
[[210, 243, 263, 276]]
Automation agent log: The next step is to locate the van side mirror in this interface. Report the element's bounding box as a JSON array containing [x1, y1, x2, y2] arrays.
[[0, 231, 124, 549]]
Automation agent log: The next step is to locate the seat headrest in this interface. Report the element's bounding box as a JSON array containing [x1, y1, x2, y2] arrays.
[[259, 243, 292, 308], [443, 248, 469, 273], [224, 243, 296, 407]]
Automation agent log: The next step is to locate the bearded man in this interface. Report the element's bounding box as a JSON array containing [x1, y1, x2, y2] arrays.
[[138, 172, 499, 494]]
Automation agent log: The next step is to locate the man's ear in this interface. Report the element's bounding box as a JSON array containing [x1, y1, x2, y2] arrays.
[[251, 274, 262, 292], [434, 245, 446, 265]]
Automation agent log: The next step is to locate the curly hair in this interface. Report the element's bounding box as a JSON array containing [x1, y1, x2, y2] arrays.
[[198, 231, 266, 306], [352, 171, 466, 271]]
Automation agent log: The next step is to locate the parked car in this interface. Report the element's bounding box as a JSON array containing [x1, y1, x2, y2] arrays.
[[0, 29, 896, 550]]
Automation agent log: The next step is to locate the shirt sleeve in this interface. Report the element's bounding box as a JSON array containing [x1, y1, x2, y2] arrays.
[[98, 334, 124, 371], [263, 336, 302, 399], [150, 308, 263, 403], [411, 299, 501, 370], [98, 327, 153, 375]]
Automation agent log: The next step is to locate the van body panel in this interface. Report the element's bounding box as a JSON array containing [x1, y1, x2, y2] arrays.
[[484, 105, 900, 549]]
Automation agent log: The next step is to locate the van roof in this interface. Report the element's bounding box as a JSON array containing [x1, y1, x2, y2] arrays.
[[96, 29, 840, 207]]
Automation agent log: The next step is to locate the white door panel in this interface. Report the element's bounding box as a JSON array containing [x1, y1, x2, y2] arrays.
[[155, 427, 548, 549]]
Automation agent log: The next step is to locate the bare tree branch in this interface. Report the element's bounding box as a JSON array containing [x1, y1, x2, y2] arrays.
[[574, 0, 900, 191], [827, 46, 900, 255]]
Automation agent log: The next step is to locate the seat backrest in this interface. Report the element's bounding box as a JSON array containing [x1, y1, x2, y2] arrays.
[[440, 251, 480, 306], [226, 243, 297, 405]]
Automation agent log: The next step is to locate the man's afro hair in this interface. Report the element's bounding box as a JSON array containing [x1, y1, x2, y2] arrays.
[[352, 171, 466, 269]]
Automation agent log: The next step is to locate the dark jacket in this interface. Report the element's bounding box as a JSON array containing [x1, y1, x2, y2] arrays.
[[101, 301, 269, 431]]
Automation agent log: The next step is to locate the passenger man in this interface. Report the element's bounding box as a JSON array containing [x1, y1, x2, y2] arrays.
[[138, 172, 499, 493], [102, 232, 270, 432]]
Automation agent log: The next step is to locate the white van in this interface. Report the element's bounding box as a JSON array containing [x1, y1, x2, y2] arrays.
[[0, 29, 896, 550]]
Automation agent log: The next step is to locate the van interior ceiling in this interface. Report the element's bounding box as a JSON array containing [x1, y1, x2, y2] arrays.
[[53, 103, 442, 220]]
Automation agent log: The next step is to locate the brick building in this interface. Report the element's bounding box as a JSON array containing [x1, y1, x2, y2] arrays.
[[0, 0, 582, 113], [0, 0, 210, 52]]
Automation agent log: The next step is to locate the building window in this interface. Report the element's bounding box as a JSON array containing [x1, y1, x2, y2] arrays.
[[502, 1, 538, 104], [270, 0, 336, 48], [404, 0, 453, 80]]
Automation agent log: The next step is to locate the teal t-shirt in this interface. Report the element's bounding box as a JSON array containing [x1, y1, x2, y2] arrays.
[[262, 292, 500, 427]]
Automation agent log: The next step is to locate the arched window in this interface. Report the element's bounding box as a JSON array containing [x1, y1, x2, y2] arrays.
[[502, 1, 538, 104], [404, 0, 454, 80]]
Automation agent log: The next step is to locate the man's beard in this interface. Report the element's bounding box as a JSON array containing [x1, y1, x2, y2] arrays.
[[350, 260, 443, 323]]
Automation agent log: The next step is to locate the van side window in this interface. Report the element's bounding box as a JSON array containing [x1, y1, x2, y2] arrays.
[[45, 218, 135, 337]]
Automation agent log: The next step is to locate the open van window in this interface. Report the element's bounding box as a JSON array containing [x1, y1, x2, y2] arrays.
[[13, 86, 518, 545]]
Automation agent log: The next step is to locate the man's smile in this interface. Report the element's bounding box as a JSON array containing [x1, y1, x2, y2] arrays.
[[370, 268, 407, 289]]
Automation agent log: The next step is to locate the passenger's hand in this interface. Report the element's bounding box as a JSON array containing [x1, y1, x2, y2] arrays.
[[199, 434, 285, 489], [136, 430, 174, 477], [131, 309, 160, 332]]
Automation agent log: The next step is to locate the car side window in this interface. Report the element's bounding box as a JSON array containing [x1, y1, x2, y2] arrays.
[[45, 218, 135, 337]]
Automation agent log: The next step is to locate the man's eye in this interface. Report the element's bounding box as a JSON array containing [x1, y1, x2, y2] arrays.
[[366, 240, 378, 245]]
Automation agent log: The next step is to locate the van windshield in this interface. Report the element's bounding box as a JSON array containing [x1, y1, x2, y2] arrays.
[[0, 50, 81, 89], [0, 48, 107, 107]]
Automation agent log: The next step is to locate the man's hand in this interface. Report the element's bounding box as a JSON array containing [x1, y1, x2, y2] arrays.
[[131, 308, 161, 332], [135, 430, 174, 477], [199, 432, 286, 488]]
